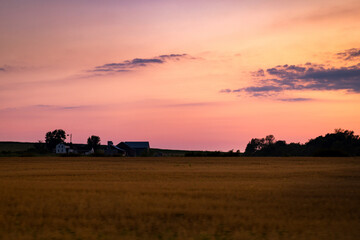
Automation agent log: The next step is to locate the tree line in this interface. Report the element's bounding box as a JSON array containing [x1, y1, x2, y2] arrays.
[[8, 128, 358, 157], [44, 129, 101, 152], [244, 129, 360, 157]]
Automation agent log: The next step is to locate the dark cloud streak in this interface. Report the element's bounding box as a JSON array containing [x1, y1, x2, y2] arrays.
[[246, 64, 360, 94], [90, 54, 189, 73], [221, 49, 360, 100], [0, 104, 92, 113], [337, 48, 360, 61], [164, 102, 218, 108], [277, 98, 313, 102]]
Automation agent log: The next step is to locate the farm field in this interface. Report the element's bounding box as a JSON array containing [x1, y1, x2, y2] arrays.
[[0, 142, 36, 152], [0, 157, 359, 240]]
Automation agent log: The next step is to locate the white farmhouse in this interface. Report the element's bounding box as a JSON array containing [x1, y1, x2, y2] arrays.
[[55, 143, 69, 154], [85, 148, 94, 155]]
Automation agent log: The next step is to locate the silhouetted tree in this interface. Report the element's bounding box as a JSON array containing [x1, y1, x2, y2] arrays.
[[244, 138, 265, 155], [265, 135, 275, 145], [244, 129, 360, 157], [45, 129, 66, 150], [87, 135, 101, 151], [305, 129, 360, 156]]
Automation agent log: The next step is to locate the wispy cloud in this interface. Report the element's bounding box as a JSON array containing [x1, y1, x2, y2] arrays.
[[234, 85, 283, 93], [89, 54, 189, 73], [231, 63, 360, 95], [219, 89, 232, 93], [277, 98, 313, 102], [0, 100, 221, 113], [0, 65, 12, 72], [221, 49, 360, 99], [0, 53, 198, 92], [35, 104, 91, 110], [337, 48, 360, 61], [0, 104, 92, 113], [164, 102, 219, 108], [251, 69, 265, 77]]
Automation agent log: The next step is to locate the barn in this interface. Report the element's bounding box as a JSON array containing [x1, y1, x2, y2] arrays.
[[117, 142, 150, 157], [105, 141, 126, 156]]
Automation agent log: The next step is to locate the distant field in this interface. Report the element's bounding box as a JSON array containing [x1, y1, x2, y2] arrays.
[[0, 142, 36, 152], [0, 157, 359, 240]]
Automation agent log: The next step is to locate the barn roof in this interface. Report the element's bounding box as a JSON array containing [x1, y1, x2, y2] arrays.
[[111, 145, 125, 152], [124, 142, 150, 149], [56, 143, 70, 148]]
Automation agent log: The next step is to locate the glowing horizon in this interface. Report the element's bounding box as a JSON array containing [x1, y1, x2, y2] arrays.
[[1, 0, 360, 151]]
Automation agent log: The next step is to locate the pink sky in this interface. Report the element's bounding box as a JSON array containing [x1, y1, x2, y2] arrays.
[[1, 0, 360, 151]]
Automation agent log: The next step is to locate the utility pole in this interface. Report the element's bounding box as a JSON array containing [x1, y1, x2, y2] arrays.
[[67, 134, 72, 144]]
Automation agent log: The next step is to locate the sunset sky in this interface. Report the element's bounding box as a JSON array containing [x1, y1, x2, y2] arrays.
[[1, 0, 360, 151]]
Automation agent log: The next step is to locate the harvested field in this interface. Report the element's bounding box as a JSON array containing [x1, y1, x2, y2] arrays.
[[0, 157, 359, 240]]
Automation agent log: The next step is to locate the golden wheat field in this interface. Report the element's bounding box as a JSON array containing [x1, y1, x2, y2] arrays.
[[0, 157, 359, 240]]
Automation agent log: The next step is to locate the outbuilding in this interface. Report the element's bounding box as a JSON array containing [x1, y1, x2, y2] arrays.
[[117, 141, 150, 156], [55, 143, 69, 154], [105, 141, 126, 156]]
